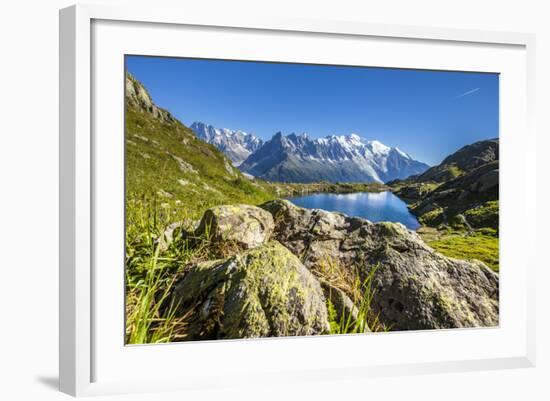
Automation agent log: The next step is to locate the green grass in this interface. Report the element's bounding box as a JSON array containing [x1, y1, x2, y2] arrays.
[[424, 230, 499, 272], [419, 182, 440, 193], [125, 245, 185, 344], [125, 198, 187, 344], [326, 266, 387, 334], [418, 207, 445, 226], [312, 257, 387, 334], [125, 194, 235, 343], [446, 164, 464, 178], [464, 201, 499, 229]]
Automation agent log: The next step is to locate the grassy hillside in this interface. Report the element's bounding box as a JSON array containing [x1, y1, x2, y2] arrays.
[[389, 139, 500, 272], [126, 106, 278, 219]]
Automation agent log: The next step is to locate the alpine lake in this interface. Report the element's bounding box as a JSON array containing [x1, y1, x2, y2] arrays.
[[286, 191, 420, 230]]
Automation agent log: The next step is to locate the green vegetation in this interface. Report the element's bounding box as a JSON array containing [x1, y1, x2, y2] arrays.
[[418, 207, 445, 226], [126, 107, 278, 221], [271, 181, 388, 197], [125, 196, 261, 343], [125, 199, 191, 343], [464, 201, 499, 229], [418, 182, 440, 194], [312, 257, 387, 333], [422, 229, 499, 272], [389, 181, 440, 203], [446, 164, 464, 178]]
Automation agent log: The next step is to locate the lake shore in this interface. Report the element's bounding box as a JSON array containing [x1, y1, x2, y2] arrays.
[[266, 181, 388, 197]]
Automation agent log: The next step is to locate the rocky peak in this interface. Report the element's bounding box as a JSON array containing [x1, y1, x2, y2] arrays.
[[440, 138, 499, 172], [416, 138, 499, 183]]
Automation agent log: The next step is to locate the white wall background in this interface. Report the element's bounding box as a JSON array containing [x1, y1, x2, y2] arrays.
[[0, 0, 547, 399]]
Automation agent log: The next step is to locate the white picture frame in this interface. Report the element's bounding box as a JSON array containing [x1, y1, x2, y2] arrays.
[[59, 4, 536, 397]]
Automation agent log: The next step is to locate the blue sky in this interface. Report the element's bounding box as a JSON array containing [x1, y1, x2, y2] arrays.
[[126, 55, 499, 165]]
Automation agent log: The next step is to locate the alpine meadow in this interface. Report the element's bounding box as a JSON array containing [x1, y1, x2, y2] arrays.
[[124, 57, 499, 344]]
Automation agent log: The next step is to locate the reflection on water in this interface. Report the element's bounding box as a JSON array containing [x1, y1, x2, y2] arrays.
[[286, 191, 420, 230]]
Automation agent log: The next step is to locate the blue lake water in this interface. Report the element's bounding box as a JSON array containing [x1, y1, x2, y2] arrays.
[[286, 191, 420, 230]]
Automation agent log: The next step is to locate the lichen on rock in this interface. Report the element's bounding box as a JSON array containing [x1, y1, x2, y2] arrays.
[[169, 242, 330, 340], [195, 204, 275, 251]]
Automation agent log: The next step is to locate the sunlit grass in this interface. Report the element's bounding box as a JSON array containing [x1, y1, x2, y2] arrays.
[[424, 230, 499, 272], [312, 257, 388, 334]]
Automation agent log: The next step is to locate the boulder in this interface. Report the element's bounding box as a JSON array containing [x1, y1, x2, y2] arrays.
[[260, 200, 499, 331], [169, 242, 330, 340], [195, 204, 274, 250]]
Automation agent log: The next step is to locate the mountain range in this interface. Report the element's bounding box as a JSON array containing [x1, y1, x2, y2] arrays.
[[191, 122, 430, 183], [190, 122, 430, 183], [190, 122, 264, 166]]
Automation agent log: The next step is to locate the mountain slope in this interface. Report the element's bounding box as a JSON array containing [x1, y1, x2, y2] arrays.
[[391, 138, 499, 230], [125, 74, 276, 220], [189, 122, 264, 166], [239, 132, 429, 183]]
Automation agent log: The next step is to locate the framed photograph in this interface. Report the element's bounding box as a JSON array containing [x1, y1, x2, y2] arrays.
[[59, 4, 536, 396]]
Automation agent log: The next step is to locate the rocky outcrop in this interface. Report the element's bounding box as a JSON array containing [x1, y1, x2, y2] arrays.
[[169, 242, 330, 340], [168, 201, 498, 340], [410, 161, 499, 229], [415, 138, 498, 184], [390, 139, 499, 229], [195, 204, 274, 250], [126, 73, 175, 124], [260, 200, 499, 330]]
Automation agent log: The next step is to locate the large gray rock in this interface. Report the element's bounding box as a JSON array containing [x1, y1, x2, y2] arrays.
[[260, 199, 499, 331], [195, 204, 274, 250], [169, 242, 330, 340]]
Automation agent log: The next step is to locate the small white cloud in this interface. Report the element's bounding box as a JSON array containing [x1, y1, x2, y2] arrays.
[[456, 87, 480, 98]]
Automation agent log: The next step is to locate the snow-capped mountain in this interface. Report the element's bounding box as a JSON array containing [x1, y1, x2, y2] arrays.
[[190, 122, 264, 166], [239, 132, 429, 183]]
